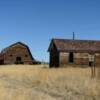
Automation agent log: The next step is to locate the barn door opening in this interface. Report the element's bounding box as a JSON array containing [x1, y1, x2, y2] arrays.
[[16, 57, 23, 64], [69, 52, 74, 63]]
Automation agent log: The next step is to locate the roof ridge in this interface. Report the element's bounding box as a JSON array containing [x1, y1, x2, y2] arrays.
[[0, 41, 27, 54], [53, 38, 100, 42], [48, 38, 100, 52]]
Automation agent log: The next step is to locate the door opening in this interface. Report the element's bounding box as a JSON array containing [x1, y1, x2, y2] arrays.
[[69, 52, 74, 63], [16, 57, 23, 64]]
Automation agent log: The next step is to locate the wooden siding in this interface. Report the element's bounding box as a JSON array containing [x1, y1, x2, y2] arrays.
[[58, 52, 100, 67], [50, 51, 59, 68], [95, 53, 100, 65], [59, 52, 69, 66], [0, 43, 34, 65], [74, 53, 89, 65], [48, 39, 100, 67]]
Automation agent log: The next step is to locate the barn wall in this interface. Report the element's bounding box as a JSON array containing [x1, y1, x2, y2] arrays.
[[4, 44, 33, 64]]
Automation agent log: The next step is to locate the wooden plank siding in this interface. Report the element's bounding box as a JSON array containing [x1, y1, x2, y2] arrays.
[[0, 42, 35, 65], [48, 39, 100, 67]]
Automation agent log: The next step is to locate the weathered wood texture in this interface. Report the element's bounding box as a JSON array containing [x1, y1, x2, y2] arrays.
[[59, 52, 100, 67], [48, 39, 100, 67], [50, 51, 59, 68], [0, 42, 34, 65], [59, 52, 69, 66]]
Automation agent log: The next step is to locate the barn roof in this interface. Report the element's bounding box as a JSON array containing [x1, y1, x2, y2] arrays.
[[48, 39, 100, 53], [0, 42, 35, 60]]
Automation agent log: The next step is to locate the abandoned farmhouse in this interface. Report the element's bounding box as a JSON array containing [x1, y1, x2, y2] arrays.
[[0, 42, 36, 65], [48, 39, 100, 67]]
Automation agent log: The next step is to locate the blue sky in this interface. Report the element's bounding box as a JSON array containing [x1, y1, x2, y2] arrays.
[[0, 0, 100, 62]]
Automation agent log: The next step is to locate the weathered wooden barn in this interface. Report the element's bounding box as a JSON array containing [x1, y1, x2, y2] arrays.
[[0, 42, 36, 65], [48, 39, 100, 67]]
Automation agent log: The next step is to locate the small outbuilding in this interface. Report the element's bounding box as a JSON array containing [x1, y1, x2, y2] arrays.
[[48, 38, 100, 67], [0, 42, 35, 65]]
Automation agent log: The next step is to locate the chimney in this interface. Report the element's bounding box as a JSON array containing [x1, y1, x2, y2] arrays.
[[73, 32, 75, 40]]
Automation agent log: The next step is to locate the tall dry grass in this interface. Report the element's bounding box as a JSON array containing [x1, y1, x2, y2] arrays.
[[0, 65, 99, 100]]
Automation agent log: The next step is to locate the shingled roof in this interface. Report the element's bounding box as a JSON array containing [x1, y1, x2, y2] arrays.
[[48, 39, 100, 53]]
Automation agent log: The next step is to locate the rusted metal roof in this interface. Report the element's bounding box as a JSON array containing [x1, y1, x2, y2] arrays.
[[48, 39, 100, 53]]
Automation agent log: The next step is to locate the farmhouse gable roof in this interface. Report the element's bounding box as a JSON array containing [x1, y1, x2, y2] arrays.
[[48, 39, 100, 53]]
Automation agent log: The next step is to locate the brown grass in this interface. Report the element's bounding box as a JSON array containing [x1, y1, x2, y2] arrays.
[[0, 65, 99, 100]]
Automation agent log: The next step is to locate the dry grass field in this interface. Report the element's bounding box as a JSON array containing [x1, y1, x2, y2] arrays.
[[0, 65, 99, 100]]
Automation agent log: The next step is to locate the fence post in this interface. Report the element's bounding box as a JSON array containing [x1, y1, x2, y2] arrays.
[[89, 54, 96, 78]]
